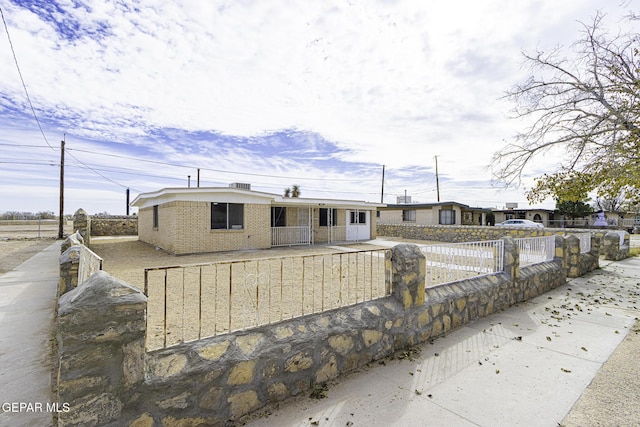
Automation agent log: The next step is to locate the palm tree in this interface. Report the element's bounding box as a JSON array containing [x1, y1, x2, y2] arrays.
[[284, 188, 291, 197], [291, 184, 300, 198]]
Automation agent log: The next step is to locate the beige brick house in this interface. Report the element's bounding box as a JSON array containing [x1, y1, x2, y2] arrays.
[[131, 185, 382, 255], [378, 202, 489, 226]]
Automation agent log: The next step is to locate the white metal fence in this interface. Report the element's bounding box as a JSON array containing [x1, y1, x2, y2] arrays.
[[419, 240, 504, 287], [144, 248, 390, 350], [516, 236, 555, 267], [271, 226, 312, 246]]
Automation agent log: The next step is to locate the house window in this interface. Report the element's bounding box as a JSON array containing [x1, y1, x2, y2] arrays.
[[350, 211, 367, 224], [402, 209, 416, 222], [271, 207, 286, 227], [319, 208, 338, 226], [211, 203, 244, 230], [439, 209, 455, 225], [153, 205, 159, 228]]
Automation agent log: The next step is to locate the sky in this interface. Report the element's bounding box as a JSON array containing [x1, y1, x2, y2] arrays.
[[0, 0, 634, 215]]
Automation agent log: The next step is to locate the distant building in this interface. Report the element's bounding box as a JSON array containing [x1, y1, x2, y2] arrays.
[[378, 202, 489, 226], [492, 208, 555, 226]]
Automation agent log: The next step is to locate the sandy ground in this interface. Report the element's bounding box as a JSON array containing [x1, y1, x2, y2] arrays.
[[90, 237, 387, 289], [90, 237, 390, 349], [0, 222, 73, 274]]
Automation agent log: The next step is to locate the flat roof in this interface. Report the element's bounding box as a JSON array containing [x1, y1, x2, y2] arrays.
[[130, 187, 385, 210]]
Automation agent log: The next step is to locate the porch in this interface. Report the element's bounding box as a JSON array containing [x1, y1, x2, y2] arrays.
[[270, 205, 373, 247]]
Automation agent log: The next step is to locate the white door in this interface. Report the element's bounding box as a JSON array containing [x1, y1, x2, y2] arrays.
[[346, 210, 370, 241]]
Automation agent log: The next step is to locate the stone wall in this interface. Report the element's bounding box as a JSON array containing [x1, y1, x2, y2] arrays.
[[90, 216, 138, 236], [377, 224, 628, 260], [54, 233, 599, 426], [58, 232, 103, 297]]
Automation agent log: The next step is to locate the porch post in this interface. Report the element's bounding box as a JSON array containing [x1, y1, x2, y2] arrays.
[[309, 206, 313, 245]]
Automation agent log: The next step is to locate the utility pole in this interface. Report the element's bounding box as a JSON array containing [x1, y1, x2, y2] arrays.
[[126, 188, 130, 215], [58, 135, 65, 239], [380, 164, 385, 204], [197, 168, 200, 188], [188, 175, 191, 188], [434, 155, 440, 202]]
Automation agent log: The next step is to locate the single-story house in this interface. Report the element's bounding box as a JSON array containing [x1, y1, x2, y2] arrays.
[[377, 202, 490, 226], [130, 185, 383, 255], [492, 208, 556, 226]]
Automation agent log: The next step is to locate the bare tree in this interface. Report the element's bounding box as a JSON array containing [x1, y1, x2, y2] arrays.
[[595, 195, 625, 212], [491, 11, 640, 204]]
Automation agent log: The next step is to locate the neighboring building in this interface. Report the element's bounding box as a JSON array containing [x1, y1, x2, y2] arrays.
[[378, 202, 489, 226], [493, 208, 555, 226], [130, 185, 383, 255]]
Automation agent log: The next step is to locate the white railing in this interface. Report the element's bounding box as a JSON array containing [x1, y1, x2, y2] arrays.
[[573, 232, 592, 253], [144, 249, 390, 350], [271, 226, 311, 247], [419, 240, 504, 287], [516, 236, 555, 267], [620, 218, 640, 228]]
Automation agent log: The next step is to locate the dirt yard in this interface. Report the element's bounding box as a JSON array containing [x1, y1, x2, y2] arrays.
[[90, 237, 388, 289], [89, 237, 391, 350], [0, 222, 73, 273]]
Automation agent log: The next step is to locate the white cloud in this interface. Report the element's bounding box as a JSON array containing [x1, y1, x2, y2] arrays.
[[0, 0, 634, 214]]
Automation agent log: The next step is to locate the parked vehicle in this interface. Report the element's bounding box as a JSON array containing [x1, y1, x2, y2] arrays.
[[495, 219, 544, 228]]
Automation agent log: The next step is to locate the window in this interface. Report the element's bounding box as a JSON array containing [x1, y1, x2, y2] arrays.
[[211, 203, 244, 230], [350, 211, 367, 224], [153, 205, 159, 228], [439, 209, 455, 225], [271, 207, 286, 227], [319, 208, 338, 226], [402, 209, 416, 222]]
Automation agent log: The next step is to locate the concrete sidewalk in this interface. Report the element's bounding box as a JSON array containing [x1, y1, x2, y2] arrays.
[[0, 240, 61, 427], [243, 257, 640, 427]]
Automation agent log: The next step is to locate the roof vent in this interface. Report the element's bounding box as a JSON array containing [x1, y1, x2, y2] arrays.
[[229, 183, 251, 190]]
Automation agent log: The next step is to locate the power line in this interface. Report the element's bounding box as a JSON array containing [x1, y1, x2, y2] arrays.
[[66, 147, 379, 183], [0, 143, 54, 148], [0, 7, 55, 151]]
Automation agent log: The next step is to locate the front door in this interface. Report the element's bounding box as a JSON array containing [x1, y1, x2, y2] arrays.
[[346, 210, 370, 241]]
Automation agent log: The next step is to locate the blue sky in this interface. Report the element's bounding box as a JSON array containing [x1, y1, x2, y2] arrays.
[[0, 0, 633, 215]]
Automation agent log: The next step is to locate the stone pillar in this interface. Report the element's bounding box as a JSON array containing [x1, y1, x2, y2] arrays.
[[590, 234, 601, 257], [554, 234, 568, 278], [603, 232, 628, 260], [564, 235, 580, 278], [59, 246, 81, 297], [73, 208, 91, 247], [501, 236, 519, 283], [57, 271, 146, 427], [390, 244, 425, 309]]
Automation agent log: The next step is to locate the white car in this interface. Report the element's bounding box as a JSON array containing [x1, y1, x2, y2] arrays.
[[495, 219, 544, 228]]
